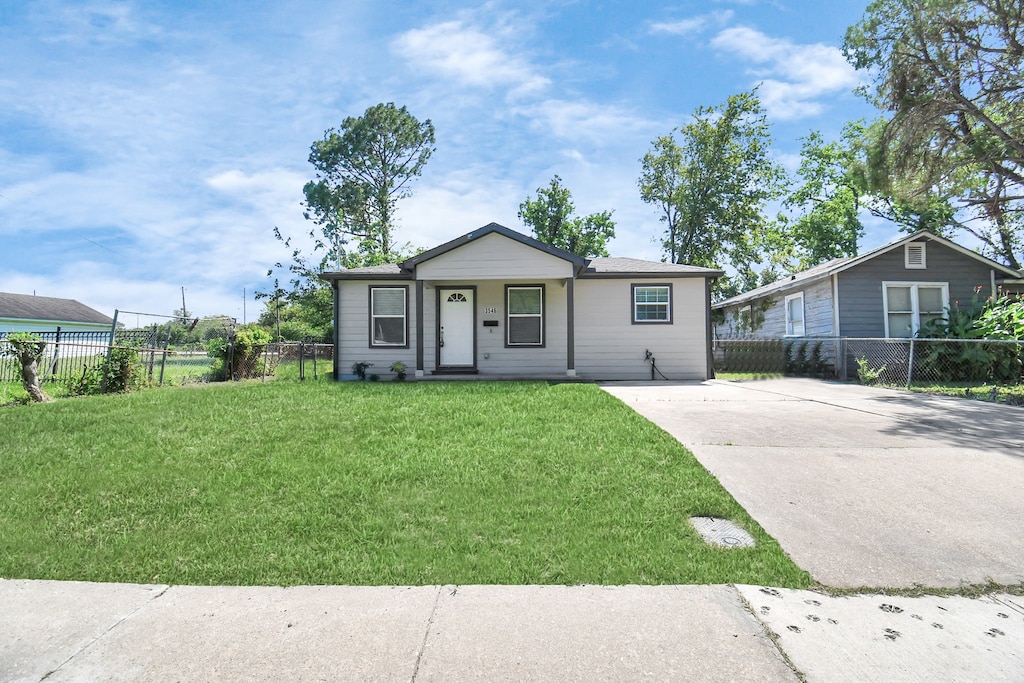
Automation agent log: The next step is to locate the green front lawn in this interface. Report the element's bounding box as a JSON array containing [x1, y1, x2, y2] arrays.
[[0, 381, 810, 587]]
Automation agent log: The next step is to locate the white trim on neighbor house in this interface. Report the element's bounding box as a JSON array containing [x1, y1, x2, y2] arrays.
[[784, 292, 805, 336], [905, 242, 927, 269], [882, 281, 949, 338], [831, 274, 841, 337]]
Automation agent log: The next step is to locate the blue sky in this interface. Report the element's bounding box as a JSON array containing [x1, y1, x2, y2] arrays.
[[0, 0, 886, 320]]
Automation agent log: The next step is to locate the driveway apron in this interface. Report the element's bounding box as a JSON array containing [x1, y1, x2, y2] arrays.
[[601, 378, 1024, 588]]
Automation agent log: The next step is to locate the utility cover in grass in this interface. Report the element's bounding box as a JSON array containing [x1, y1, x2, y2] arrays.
[[689, 517, 755, 549]]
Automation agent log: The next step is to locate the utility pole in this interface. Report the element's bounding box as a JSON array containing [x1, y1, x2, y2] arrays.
[[243, 287, 246, 325], [181, 286, 188, 322]]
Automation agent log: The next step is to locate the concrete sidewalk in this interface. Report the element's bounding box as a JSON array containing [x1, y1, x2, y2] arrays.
[[602, 378, 1024, 589], [3, 579, 1023, 682]]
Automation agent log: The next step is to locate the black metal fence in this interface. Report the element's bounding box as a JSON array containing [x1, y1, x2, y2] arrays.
[[1, 336, 336, 389]]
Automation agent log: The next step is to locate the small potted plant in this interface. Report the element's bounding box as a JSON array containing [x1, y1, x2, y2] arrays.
[[390, 361, 407, 381]]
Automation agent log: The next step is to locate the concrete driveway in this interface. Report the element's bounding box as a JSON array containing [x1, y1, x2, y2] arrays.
[[602, 378, 1024, 589]]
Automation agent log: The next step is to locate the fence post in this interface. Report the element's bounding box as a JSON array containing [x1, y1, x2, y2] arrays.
[[44, 326, 62, 384], [299, 342, 305, 381], [313, 343, 318, 380], [262, 344, 270, 382], [907, 338, 915, 388]]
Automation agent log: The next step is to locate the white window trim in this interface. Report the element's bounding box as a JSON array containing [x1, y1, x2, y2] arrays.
[[905, 242, 927, 269], [506, 285, 544, 346], [632, 284, 673, 324], [882, 281, 949, 338], [784, 292, 805, 337], [369, 286, 407, 347]]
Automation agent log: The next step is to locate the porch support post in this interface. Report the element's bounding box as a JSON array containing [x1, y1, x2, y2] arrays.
[[566, 278, 576, 377], [415, 279, 425, 377]]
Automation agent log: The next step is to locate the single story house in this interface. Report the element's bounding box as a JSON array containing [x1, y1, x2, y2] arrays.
[[713, 230, 1022, 341], [321, 223, 723, 380], [0, 292, 113, 334]]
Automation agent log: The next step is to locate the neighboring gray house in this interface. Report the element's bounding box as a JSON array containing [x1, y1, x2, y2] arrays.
[[714, 231, 1022, 341], [0, 292, 113, 334], [321, 223, 722, 380]]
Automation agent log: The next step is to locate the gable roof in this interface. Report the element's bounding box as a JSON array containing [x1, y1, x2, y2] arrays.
[[321, 223, 722, 281], [0, 292, 113, 325], [401, 222, 589, 272], [713, 231, 1022, 309]]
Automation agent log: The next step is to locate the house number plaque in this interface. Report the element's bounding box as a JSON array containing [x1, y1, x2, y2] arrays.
[[483, 306, 497, 314]]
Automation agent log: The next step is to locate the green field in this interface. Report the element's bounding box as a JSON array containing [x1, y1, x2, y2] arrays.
[[0, 380, 810, 587]]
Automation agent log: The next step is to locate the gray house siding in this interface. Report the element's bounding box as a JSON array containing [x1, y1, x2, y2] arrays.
[[419, 278, 569, 376], [716, 278, 834, 339], [338, 280, 417, 380], [837, 239, 996, 338], [575, 278, 709, 380]]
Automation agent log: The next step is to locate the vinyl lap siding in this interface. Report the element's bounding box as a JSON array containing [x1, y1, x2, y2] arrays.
[[422, 279, 568, 375], [338, 280, 416, 379], [837, 240, 996, 338], [415, 233, 574, 280], [575, 278, 709, 380]]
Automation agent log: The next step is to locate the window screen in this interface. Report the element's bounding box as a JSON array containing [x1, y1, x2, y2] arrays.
[[633, 286, 671, 322], [507, 286, 543, 345], [370, 287, 406, 346]]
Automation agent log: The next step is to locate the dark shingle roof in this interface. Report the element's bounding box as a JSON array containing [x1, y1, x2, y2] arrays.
[[585, 257, 723, 277], [0, 292, 113, 324]]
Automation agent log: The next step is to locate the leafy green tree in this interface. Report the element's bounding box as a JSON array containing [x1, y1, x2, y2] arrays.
[[518, 175, 616, 257], [844, 0, 1024, 268], [638, 90, 786, 273], [302, 102, 435, 266], [264, 103, 434, 335], [780, 128, 865, 271]]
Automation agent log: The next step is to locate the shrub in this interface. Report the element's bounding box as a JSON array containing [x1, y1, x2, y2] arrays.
[[207, 326, 274, 381], [69, 344, 145, 396]]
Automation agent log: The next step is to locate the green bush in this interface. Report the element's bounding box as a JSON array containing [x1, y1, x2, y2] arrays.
[[207, 326, 274, 380], [69, 345, 145, 396]]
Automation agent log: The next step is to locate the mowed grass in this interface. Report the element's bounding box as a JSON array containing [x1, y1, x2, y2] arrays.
[[0, 381, 810, 587]]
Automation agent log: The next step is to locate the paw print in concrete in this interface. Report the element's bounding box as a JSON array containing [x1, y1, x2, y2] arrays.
[[879, 604, 903, 614], [883, 628, 901, 641]]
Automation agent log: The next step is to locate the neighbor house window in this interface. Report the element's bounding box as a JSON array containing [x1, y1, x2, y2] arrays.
[[905, 242, 927, 269], [369, 286, 408, 347], [632, 284, 672, 323], [883, 282, 948, 338], [507, 285, 544, 346], [785, 293, 805, 336]]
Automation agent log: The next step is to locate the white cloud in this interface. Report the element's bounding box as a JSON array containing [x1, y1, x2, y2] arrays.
[[649, 11, 733, 36], [516, 99, 659, 145], [391, 20, 549, 97], [710, 26, 862, 120]]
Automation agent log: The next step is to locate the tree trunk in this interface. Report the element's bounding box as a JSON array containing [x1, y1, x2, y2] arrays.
[[17, 350, 52, 403]]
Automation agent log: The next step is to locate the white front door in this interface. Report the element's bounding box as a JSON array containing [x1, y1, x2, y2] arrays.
[[439, 288, 475, 367]]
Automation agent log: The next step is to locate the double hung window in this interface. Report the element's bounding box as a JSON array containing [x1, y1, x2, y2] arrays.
[[785, 293, 805, 336], [507, 285, 544, 346], [883, 283, 947, 338], [369, 287, 407, 347], [632, 285, 672, 323]]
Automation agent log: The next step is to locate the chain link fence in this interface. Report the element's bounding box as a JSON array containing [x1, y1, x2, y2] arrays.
[[843, 338, 1024, 387], [714, 337, 1024, 388]]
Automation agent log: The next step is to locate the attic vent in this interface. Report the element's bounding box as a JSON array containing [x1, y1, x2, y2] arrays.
[[905, 243, 926, 269]]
